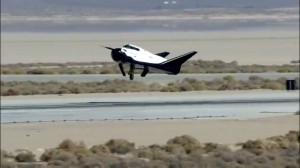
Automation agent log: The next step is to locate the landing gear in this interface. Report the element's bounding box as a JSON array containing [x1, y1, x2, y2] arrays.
[[141, 67, 149, 77], [128, 64, 135, 80], [118, 63, 126, 76], [130, 74, 134, 80]]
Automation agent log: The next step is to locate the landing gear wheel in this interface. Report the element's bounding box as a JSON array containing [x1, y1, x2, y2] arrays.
[[130, 74, 134, 80]]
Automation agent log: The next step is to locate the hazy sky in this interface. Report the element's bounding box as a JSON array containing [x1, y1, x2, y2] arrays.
[[2, 0, 299, 14]]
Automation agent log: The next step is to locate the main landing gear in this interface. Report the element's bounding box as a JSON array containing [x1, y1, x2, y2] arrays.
[[141, 67, 149, 77], [128, 64, 135, 80], [128, 64, 148, 80]]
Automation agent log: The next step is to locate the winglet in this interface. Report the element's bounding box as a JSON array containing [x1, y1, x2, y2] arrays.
[[156, 52, 170, 58]]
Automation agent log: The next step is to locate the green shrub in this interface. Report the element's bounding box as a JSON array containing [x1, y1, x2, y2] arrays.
[[190, 82, 206, 90], [178, 82, 193, 91], [213, 150, 234, 162], [284, 131, 300, 143], [90, 145, 110, 155], [100, 69, 114, 74], [2, 89, 20, 96], [218, 81, 238, 90], [242, 140, 266, 155], [233, 150, 256, 165], [164, 144, 186, 155], [166, 135, 202, 154], [40, 149, 78, 165], [27, 68, 57, 74], [15, 151, 36, 162], [223, 75, 234, 81], [134, 147, 153, 159], [12, 68, 25, 74], [267, 136, 290, 149], [135, 145, 168, 160], [160, 86, 178, 92], [249, 75, 263, 81], [203, 143, 219, 153], [1, 70, 12, 74], [57, 139, 90, 157], [277, 67, 291, 73], [105, 139, 135, 154], [58, 139, 77, 152], [81, 69, 94, 74], [262, 82, 284, 90], [242, 139, 280, 155]]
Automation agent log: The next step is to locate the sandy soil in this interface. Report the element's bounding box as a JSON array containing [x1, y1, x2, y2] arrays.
[[1, 29, 299, 65], [1, 115, 299, 154]]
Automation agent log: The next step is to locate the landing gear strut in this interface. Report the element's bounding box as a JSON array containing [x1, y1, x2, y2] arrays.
[[128, 64, 135, 80], [141, 67, 149, 77]]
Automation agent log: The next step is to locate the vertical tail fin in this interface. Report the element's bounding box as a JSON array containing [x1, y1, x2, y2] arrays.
[[156, 52, 170, 58], [161, 51, 197, 74]]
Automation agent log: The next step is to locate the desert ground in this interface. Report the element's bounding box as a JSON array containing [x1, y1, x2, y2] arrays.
[[1, 115, 299, 155], [1, 29, 299, 65], [1, 28, 299, 159]]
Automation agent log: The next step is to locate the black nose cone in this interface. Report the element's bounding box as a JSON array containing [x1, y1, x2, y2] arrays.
[[111, 48, 124, 62]]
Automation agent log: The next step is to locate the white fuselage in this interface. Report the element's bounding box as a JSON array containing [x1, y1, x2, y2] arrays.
[[121, 45, 166, 64]]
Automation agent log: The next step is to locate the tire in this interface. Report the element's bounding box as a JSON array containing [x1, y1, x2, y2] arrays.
[[130, 74, 134, 80]]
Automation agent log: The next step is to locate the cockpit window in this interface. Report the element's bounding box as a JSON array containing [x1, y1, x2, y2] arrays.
[[123, 44, 140, 51], [123, 45, 130, 49]]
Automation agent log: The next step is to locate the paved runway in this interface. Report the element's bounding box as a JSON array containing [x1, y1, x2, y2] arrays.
[[1, 91, 299, 123], [1, 73, 298, 84]]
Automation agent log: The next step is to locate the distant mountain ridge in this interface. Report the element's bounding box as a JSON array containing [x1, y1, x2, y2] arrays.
[[2, 0, 299, 15]]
